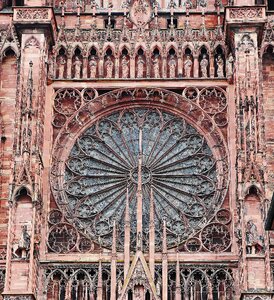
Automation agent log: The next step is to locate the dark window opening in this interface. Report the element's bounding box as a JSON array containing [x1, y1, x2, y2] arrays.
[[90, 48, 97, 56], [4, 48, 16, 57], [137, 48, 144, 56], [122, 48, 128, 56], [268, 0, 274, 10], [106, 48, 113, 56], [167, 18, 178, 28], [255, 0, 265, 4], [59, 48, 66, 56], [104, 19, 115, 28], [15, 0, 24, 5]]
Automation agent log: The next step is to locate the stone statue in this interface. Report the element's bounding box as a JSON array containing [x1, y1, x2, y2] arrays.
[[58, 55, 66, 79], [246, 220, 263, 254], [137, 55, 145, 78], [117, 279, 123, 295], [18, 225, 30, 259], [152, 55, 160, 78], [200, 54, 208, 78], [156, 278, 161, 297], [89, 56, 97, 78], [105, 56, 114, 78], [121, 55, 129, 78], [184, 55, 193, 78], [216, 54, 224, 78], [226, 53, 234, 77], [168, 55, 176, 78], [73, 56, 82, 79]]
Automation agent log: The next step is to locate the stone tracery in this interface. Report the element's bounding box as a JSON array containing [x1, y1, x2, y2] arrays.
[[49, 87, 230, 255]]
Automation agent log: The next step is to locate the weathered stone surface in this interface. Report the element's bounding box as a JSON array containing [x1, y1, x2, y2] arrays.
[[0, 0, 273, 299]]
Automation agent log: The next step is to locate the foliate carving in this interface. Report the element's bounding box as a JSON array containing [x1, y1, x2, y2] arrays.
[[15, 8, 50, 20], [238, 34, 255, 52], [199, 87, 227, 114], [201, 223, 231, 252], [24, 36, 40, 49], [48, 209, 63, 225], [215, 209, 231, 225], [77, 237, 94, 253], [82, 88, 98, 102], [47, 223, 78, 253], [182, 87, 199, 101], [54, 88, 82, 117], [185, 237, 202, 252], [229, 7, 263, 19], [129, 0, 153, 27]]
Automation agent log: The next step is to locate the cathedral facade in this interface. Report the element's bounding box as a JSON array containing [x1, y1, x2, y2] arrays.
[[0, 0, 273, 299]]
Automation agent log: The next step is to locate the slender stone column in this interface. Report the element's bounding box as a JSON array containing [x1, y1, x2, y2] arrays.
[[130, 55, 135, 78], [111, 221, 117, 300], [175, 251, 180, 300], [97, 260, 103, 300], [136, 129, 143, 245], [124, 187, 130, 280], [193, 54, 199, 78], [149, 187, 155, 281], [162, 220, 168, 300]]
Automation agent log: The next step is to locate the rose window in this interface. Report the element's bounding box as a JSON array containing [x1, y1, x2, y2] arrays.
[[63, 108, 225, 251]]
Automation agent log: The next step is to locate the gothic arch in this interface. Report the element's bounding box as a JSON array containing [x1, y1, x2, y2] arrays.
[[150, 43, 162, 54], [182, 43, 195, 54], [70, 43, 84, 55], [103, 43, 115, 55], [56, 45, 68, 56], [135, 44, 146, 55], [166, 42, 178, 53], [0, 46, 19, 59], [87, 44, 100, 55], [13, 186, 32, 201]]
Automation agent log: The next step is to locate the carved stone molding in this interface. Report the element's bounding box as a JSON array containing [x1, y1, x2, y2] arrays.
[[15, 8, 49, 20], [3, 296, 33, 300], [229, 7, 264, 19]]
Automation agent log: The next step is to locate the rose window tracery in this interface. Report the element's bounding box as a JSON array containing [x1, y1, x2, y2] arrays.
[[60, 107, 227, 251]]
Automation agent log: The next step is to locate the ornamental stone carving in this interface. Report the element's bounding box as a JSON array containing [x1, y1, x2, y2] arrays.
[[15, 8, 50, 20], [50, 88, 229, 253], [229, 7, 264, 19], [129, 0, 153, 27]]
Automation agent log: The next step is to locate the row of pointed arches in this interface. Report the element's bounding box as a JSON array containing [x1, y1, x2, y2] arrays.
[[52, 44, 228, 79]]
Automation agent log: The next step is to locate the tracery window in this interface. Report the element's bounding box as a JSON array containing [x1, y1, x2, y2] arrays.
[[54, 107, 227, 252]]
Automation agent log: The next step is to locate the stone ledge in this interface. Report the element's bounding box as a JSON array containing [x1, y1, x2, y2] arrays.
[[12, 7, 57, 45]]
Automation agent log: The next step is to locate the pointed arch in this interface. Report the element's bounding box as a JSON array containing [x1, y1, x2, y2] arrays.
[[1, 46, 19, 59]]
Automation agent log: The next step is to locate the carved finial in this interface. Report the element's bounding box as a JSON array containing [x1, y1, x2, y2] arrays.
[[60, 1, 65, 16]]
